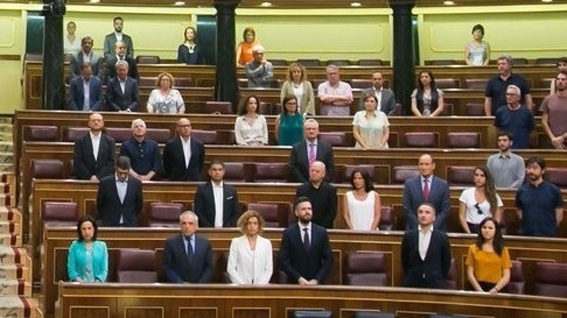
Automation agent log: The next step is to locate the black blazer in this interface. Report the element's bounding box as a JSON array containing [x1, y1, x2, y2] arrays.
[[279, 223, 333, 284], [96, 175, 143, 227], [402, 175, 450, 231], [401, 228, 451, 289], [73, 133, 115, 180], [162, 137, 205, 181], [289, 139, 335, 183], [102, 56, 139, 84], [359, 87, 397, 116], [194, 181, 239, 228], [68, 75, 104, 111], [162, 234, 213, 283], [105, 76, 140, 112]]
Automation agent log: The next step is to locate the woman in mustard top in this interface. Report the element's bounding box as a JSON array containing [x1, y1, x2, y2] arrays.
[[466, 217, 511, 293]]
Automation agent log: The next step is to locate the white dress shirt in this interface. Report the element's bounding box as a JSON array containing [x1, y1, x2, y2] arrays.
[[418, 225, 433, 260], [90, 132, 101, 161], [181, 136, 192, 168], [212, 181, 224, 228]]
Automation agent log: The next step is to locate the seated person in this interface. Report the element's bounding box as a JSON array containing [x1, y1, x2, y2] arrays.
[[245, 45, 273, 88], [67, 215, 108, 282], [105, 60, 140, 112], [67, 63, 103, 111]]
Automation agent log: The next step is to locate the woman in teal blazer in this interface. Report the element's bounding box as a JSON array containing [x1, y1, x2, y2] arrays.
[[67, 215, 108, 282]]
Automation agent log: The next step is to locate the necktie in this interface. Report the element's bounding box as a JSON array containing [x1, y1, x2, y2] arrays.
[[186, 236, 194, 264], [303, 227, 310, 251], [308, 143, 316, 166], [423, 178, 430, 201]]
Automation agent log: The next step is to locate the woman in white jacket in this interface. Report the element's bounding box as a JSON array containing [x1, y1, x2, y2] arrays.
[[227, 210, 273, 284]]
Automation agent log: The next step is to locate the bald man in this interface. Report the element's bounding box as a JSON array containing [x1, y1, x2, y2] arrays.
[[295, 161, 338, 229]]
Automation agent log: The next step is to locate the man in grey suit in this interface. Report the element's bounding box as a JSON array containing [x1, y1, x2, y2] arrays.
[[359, 71, 397, 116], [402, 154, 450, 231], [105, 60, 139, 112], [68, 63, 103, 111], [70, 36, 101, 78], [103, 16, 134, 59]]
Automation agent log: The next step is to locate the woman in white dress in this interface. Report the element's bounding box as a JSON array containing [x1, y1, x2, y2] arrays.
[[227, 210, 273, 284], [234, 95, 268, 146], [465, 24, 490, 66], [147, 72, 186, 114], [459, 165, 503, 234], [343, 168, 381, 231], [352, 94, 390, 149]]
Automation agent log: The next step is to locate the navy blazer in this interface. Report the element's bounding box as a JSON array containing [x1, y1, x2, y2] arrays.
[[162, 234, 213, 283], [73, 133, 115, 180], [162, 137, 205, 181], [401, 228, 451, 289], [70, 51, 102, 78], [289, 139, 335, 183], [194, 181, 239, 228], [279, 223, 333, 284], [68, 75, 104, 111], [359, 87, 397, 116], [402, 175, 450, 231], [105, 77, 140, 112], [96, 175, 143, 227]]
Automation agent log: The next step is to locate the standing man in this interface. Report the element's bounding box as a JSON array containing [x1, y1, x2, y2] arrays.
[[103, 16, 134, 59], [486, 131, 526, 189], [516, 156, 564, 237], [102, 41, 139, 84], [245, 45, 273, 88], [67, 63, 103, 111], [318, 65, 354, 116], [402, 154, 450, 231], [289, 119, 334, 183], [162, 118, 205, 181], [493, 85, 535, 149], [162, 211, 213, 283], [540, 70, 567, 149], [73, 113, 115, 181], [96, 156, 143, 227], [484, 54, 533, 116], [401, 203, 452, 289], [359, 71, 397, 116], [70, 36, 101, 78], [279, 197, 333, 285], [119, 119, 161, 181], [194, 161, 239, 228], [105, 60, 140, 112], [295, 161, 337, 229]]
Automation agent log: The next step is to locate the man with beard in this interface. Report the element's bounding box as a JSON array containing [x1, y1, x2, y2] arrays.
[[70, 36, 102, 78], [486, 131, 525, 189], [540, 70, 567, 149], [279, 196, 333, 285], [103, 16, 134, 59], [515, 156, 564, 237], [493, 85, 535, 149], [484, 55, 532, 115]]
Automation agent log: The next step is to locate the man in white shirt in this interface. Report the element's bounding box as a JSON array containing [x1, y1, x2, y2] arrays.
[[318, 65, 353, 116], [73, 113, 115, 180]]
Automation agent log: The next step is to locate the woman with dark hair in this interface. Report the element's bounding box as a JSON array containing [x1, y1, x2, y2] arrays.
[[343, 168, 381, 231], [236, 26, 259, 67], [459, 165, 503, 234], [465, 24, 490, 66], [410, 70, 444, 117], [177, 26, 204, 65], [279, 63, 315, 115], [234, 95, 268, 146], [352, 93, 390, 149], [466, 217, 511, 293], [67, 215, 108, 282], [275, 95, 304, 145]]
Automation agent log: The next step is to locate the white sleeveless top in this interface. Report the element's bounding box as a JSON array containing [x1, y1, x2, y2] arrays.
[[346, 190, 377, 231]]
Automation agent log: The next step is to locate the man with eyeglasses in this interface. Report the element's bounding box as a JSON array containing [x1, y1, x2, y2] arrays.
[[162, 118, 205, 181], [540, 70, 567, 149], [119, 118, 161, 181]]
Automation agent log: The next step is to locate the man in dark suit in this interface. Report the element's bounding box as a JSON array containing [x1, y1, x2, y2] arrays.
[[402, 153, 450, 231], [162, 118, 205, 181], [401, 203, 451, 289], [359, 71, 397, 116], [194, 161, 239, 228], [163, 211, 213, 283], [70, 36, 101, 78], [295, 161, 337, 229], [289, 119, 334, 183], [103, 16, 134, 59], [96, 156, 143, 227], [279, 196, 333, 285], [105, 60, 139, 112], [101, 40, 139, 84], [67, 63, 103, 111], [73, 113, 115, 181]]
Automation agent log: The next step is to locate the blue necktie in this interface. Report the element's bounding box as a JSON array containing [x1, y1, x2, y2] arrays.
[[185, 236, 194, 264]]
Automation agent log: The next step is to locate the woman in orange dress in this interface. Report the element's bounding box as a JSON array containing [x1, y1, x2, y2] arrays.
[[236, 27, 259, 66]]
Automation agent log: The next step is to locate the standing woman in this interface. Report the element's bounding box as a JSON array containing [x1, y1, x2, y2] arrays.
[[466, 217, 511, 293], [465, 24, 490, 66], [147, 72, 186, 114], [227, 211, 273, 284], [279, 63, 315, 115], [177, 26, 204, 65], [275, 95, 304, 146], [343, 168, 381, 231], [236, 27, 259, 67], [459, 165, 503, 234], [234, 95, 268, 146], [352, 94, 390, 149], [411, 70, 444, 117], [67, 215, 108, 282]]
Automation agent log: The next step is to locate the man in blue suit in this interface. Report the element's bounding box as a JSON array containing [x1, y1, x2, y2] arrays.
[[163, 211, 213, 283], [105, 60, 139, 112], [401, 203, 451, 289], [68, 63, 103, 111], [402, 153, 450, 231], [279, 196, 333, 285]]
